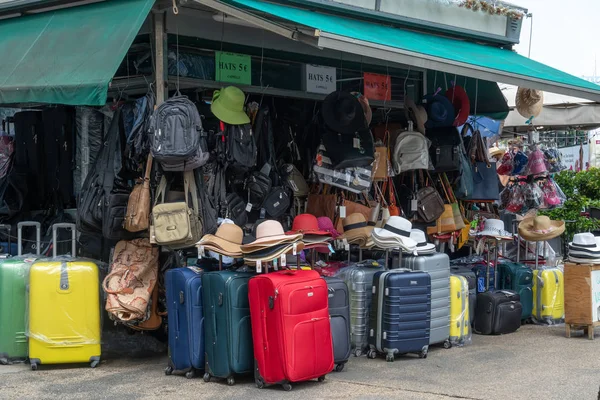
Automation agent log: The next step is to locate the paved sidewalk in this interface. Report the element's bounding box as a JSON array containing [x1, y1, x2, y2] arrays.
[[0, 324, 599, 400]]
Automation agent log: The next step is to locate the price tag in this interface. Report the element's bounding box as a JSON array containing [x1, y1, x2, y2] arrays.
[[411, 199, 418, 211], [353, 138, 361, 149], [273, 258, 278, 271], [246, 203, 253, 212], [339, 206, 346, 218], [343, 238, 350, 251], [256, 259, 262, 273], [281, 254, 287, 267], [293, 242, 298, 255], [328, 244, 335, 254], [260, 208, 266, 219], [198, 245, 204, 259]]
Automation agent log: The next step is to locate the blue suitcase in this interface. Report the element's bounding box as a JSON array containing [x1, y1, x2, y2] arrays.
[[367, 270, 431, 361], [165, 267, 205, 378], [471, 263, 495, 293]]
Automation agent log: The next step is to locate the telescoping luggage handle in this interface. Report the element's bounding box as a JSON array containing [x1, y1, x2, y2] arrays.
[[0, 224, 10, 257], [17, 221, 41, 256], [52, 223, 77, 258]]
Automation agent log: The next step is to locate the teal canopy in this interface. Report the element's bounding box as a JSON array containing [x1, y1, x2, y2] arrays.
[[0, 0, 154, 106], [224, 0, 600, 102]]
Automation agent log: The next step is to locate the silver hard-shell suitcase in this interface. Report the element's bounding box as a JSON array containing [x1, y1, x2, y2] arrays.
[[402, 253, 451, 348]]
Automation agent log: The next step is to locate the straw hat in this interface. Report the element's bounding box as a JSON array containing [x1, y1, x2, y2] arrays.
[[404, 96, 428, 134], [515, 88, 544, 119], [211, 86, 251, 125], [340, 213, 373, 247], [489, 146, 505, 159], [244, 242, 306, 263], [241, 220, 302, 253], [197, 223, 244, 257], [372, 216, 418, 251], [518, 216, 565, 242]]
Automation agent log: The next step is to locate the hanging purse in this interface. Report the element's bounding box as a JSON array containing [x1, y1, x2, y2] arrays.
[[466, 129, 500, 201], [415, 172, 445, 223], [455, 124, 475, 200], [386, 177, 401, 216], [124, 155, 153, 232]]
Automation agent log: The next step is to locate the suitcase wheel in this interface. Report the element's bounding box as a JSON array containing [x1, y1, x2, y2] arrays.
[[30, 363, 38, 371], [353, 349, 362, 357], [255, 378, 265, 389], [185, 370, 196, 379], [318, 375, 326, 382], [367, 350, 377, 359], [91, 360, 99, 369], [227, 377, 235, 386], [203, 373, 211, 383], [335, 363, 345, 372], [281, 383, 292, 391], [385, 354, 394, 362], [443, 339, 452, 349], [165, 366, 174, 376], [419, 351, 428, 359]]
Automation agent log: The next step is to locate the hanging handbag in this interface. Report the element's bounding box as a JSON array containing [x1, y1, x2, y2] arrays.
[[441, 173, 466, 231], [306, 191, 337, 221], [321, 126, 375, 169], [373, 146, 389, 181], [124, 155, 153, 232], [150, 171, 202, 249], [465, 127, 500, 201], [335, 194, 372, 233], [415, 171, 445, 223], [455, 124, 475, 200]]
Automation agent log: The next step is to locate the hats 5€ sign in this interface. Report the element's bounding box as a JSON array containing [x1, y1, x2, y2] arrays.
[[363, 72, 391, 101]]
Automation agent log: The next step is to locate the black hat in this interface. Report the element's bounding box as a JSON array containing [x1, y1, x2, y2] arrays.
[[322, 91, 367, 135]]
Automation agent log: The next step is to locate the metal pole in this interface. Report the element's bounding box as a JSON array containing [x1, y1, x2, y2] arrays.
[[486, 238, 490, 291], [359, 248, 363, 262], [494, 239, 499, 287], [535, 241, 540, 270]]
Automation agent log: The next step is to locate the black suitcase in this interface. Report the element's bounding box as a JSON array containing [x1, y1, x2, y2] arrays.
[[325, 277, 351, 372], [13, 111, 44, 209], [450, 266, 477, 325], [474, 290, 522, 335]]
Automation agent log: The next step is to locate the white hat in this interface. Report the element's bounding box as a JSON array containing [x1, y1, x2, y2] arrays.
[[409, 229, 436, 255], [568, 233, 600, 257], [515, 87, 544, 119], [372, 216, 417, 251], [477, 219, 512, 239]]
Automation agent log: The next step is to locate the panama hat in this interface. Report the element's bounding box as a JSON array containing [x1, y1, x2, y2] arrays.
[[445, 85, 470, 127], [241, 220, 302, 253], [515, 87, 544, 119], [322, 91, 368, 135], [340, 213, 373, 247], [286, 214, 331, 236], [568, 233, 600, 254], [197, 222, 244, 257], [404, 96, 428, 134], [477, 219, 512, 240], [372, 216, 418, 251], [211, 86, 250, 125], [423, 94, 455, 128], [410, 229, 436, 255], [518, 216, 564, 242], [489, 146, 505, 159]]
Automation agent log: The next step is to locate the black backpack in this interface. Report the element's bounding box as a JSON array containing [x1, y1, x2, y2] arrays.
[[226, 193, 248, 227], [426, 127, 463, 173], [246, 164, 272, 211], [225, 124, 257, 170]]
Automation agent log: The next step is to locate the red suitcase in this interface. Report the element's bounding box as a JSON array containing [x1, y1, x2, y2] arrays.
[[249, 270, 334, 391]]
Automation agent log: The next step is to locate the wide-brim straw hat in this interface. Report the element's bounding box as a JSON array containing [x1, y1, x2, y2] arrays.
[[515, 87, 544, 119], [404, 96, 428, 134], [241, 220, 302, 253], [340, 213, 373, 244], [197, 223, 244, 257], [244, 242, 305, 263], [518, 216, 565, 242]]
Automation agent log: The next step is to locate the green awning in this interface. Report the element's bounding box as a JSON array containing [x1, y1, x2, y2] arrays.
[[0, 0, 154, 106], [219, 0, 600, 102]]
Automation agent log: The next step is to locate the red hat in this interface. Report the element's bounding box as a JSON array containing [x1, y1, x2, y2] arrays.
[[445, 85, 470, 127], [286, 214, 332, 236]]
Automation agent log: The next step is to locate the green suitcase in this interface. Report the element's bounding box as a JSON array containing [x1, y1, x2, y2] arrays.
[[497, 262, 533, 321], [201, 270, 254, 385], [0, 222, 41, 364]]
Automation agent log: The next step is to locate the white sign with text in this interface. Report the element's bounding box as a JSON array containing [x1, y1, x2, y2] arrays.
[[304, 64, 337, 94]]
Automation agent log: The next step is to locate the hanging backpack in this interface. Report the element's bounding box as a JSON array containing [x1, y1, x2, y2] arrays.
[[225, 123, 257, 170], [392, 130, 431, 174], [427, 126, 463, 172], [150, 96, 208, 171], [225, 192, 248, 226], [246, 164, 272, 211]]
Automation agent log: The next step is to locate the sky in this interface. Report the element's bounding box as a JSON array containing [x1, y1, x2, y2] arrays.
[[513, 0, 600, 78]]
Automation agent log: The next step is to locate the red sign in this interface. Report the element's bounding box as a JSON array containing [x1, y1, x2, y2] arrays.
[[363, 72, 391, 101]]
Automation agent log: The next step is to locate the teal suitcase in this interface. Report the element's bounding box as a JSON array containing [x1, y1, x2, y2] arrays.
[[201, 270, 254, 385], [497, 262, 533, 321], [0, 222, 41, 364]]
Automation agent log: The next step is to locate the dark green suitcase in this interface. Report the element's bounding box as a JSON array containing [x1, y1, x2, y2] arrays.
[[497, 262, 533, 321], [201, 270, 254, 385]]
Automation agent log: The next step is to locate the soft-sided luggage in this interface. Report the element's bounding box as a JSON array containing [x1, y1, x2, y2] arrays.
[[29, 223, 101, 370], [471, 263, 495, 293], [165, 267, 204, 379], [531, 267, 564, 324], [367, 269, 431, 361], [403, 253, 451, 348], [474, 290, 522, 335], [13, 110, 44, 209], [449, 275, 471, 345], [334, 260, 385, 356], [202, 270, 254, 385], [42, 107, 75, 207], [450, 265, 476, 325], [0, 222, 41, 364], [74, 107, 107, 196], [497, 262, 533, 321], [249, 270, 333, 391], [324, 277, 351, 372]]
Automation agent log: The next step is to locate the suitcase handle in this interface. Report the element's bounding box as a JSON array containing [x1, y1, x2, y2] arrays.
[[17, 221, 41, 256], [52, 223, 76, 258]]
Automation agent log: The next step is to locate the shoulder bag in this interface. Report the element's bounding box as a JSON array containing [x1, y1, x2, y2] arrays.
[[124, 154, 153, 232], [415, 172, 445, 223]]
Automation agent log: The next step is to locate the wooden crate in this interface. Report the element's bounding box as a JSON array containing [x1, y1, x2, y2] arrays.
[[564, 263, 600, 340]]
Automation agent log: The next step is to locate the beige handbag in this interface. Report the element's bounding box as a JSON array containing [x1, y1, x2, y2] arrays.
[[103, 239, 159, 322], [150, 171, 202, 249], [124, 155, 153, 233]]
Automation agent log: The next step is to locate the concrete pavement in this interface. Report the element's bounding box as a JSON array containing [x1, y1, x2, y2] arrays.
[[0, 324, 598, 400]]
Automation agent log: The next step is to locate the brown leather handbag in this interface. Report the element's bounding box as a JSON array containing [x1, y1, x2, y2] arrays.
[[124, 155, 153, 232], [306, 191, 337, 221]]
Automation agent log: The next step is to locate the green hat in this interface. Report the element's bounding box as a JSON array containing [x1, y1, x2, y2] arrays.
[[211, 86, 250, 125]]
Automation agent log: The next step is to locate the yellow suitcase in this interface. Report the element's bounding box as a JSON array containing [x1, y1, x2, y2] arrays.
[[450, 275, 471, 345], [28, 224, 101, 370], [532, 267, 564, 324]]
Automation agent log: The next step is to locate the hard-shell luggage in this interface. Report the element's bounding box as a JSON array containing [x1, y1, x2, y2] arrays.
[[334, 260, 385, 356], [249, 270, 333, 391], [0, 222, 41, 364], [471, 263, 495, 293], [450, 265, 476, 325], [325, 277, 351, 372], [497, 262, 533, 321], [532, 267, 564, 324], [202, 270, 254, 385], [449, 275, 471, 345], [403, 253, 451, 348], [165, 267, 204, 378], [367, 269, 431, 361], [474, 290, 522, 335], [29, 223, 101, 370]]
